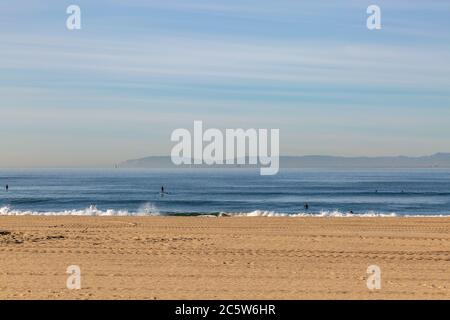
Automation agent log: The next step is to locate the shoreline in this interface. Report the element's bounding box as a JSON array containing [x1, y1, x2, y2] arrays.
[[1, 216, 449, 299], [1, 213, 450, 217]]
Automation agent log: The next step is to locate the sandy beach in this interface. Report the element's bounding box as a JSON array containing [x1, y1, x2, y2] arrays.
[[0, 216, 449, 300]]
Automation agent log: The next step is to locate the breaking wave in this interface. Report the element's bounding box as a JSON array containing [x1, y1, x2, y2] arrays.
[[218, 210, 399, 217], [0, 206, 447, 217], [0, 203, 161, 216]]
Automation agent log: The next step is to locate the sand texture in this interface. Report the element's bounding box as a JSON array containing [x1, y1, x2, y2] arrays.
[[0, 216, 449, 299]]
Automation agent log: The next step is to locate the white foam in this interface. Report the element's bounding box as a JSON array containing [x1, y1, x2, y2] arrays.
[[137, 203, 161, 216], [0, 206, 447, 217], [220, 210, 450, 217], [0, 203, 160, 216], [220, 210, 399, 217]]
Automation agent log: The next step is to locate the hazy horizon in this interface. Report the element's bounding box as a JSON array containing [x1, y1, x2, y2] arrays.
[[1, 0, 450, 167], [1, 152, 450, 169]]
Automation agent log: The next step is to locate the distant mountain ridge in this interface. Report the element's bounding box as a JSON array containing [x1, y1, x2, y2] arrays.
[[118, 153, 450, 168]]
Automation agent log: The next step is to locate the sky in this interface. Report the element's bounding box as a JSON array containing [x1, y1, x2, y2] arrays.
[[1, 0, 450, 167]]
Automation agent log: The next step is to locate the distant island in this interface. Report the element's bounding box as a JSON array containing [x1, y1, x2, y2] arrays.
[[118, 153, 450, 169]]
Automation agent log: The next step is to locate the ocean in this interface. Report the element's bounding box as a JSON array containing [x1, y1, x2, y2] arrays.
[[1, 168, 450, 216]]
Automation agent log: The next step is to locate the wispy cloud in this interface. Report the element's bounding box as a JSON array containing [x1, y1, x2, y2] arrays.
[[2, 33, 449, 89], [1, 0, 450, 166]]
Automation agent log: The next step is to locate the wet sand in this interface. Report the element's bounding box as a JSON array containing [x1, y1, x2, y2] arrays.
[[0, 216, 449, 299]]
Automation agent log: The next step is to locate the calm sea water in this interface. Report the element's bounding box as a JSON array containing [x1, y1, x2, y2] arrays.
[[0, 169, 450, 216]]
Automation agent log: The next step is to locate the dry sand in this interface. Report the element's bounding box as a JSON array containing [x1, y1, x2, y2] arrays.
[[0, 216, 449, 300]]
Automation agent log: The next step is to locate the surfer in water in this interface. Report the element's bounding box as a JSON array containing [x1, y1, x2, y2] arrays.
[[5, 184, 8, 192], [304, 203, 309, 210], [160, 185, 168, 196]]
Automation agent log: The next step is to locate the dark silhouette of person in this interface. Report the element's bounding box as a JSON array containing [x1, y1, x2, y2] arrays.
[[161, 186, 164, 193], [349, 210, 354, 214], [5, 184, 8, 191], [304, 203, 309, 210]]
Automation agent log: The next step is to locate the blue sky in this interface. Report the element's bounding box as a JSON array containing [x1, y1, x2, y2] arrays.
[[1, 0, 450, 167]]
